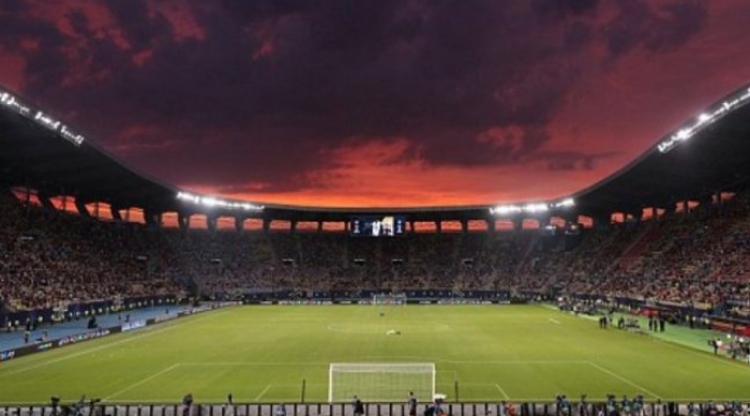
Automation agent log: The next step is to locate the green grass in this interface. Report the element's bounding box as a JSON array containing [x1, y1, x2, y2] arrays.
[[0, 305, 749, 404]]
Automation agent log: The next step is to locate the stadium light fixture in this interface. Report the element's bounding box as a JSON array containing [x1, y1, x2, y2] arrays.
[[658, 85, 750, 153], [34, 111, 61, 131], [489, 205, 523, 215], [523, 203, 549, 213], [176, 192, 264, 212], [490, 197, 575, 216], [553, 198, 575, 208], [0, 89, 85, 146], [0, 92, 31, 116], [60, 126, 85, 146]]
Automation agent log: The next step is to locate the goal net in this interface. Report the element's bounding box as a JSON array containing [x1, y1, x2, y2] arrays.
[[372, 293, 407, 305], [328, 363, 435, 403]]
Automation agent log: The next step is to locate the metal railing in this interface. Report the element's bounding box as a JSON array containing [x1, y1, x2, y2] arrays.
[[1, 402, 745, 416]]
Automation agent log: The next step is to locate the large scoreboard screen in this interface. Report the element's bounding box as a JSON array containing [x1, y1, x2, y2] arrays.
[[350, 216, 406, 236]]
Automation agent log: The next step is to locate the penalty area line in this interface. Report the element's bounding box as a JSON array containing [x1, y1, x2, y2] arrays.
[[254, 385, 272, 401], [586, 361, 661, 399], [494, 383, 510, 400], [104, 363, 181, 401]]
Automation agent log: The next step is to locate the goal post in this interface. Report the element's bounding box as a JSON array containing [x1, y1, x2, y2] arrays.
[[372, 293, 407, 305], [328, 363, 436, 403]]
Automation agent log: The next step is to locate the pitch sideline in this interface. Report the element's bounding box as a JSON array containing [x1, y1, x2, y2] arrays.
[[0, 310, 231, 379]]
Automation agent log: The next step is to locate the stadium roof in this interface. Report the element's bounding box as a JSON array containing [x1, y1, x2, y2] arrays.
[[2, 83, 750, 223]]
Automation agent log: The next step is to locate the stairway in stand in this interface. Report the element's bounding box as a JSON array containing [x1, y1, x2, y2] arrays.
[[613, 223, 663, 270]]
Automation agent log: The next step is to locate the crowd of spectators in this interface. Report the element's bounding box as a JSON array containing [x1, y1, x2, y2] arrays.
[[522, 192, 750, 315], [2, 189, 750, 319], [0, 192, 179, 312]]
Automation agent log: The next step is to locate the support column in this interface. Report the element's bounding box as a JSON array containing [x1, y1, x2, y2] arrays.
[[144, 209, 161, 229], [435, 221, 442, 234], [110, 206, 123, 222], [317, 221, 324, 233], [629, 209, 643, 223], [663, 204, 676, 219], [486, 219, 496, 234], [561, 212, 577, 225], [235, 217, 244, 233], [290, 220, 298, 235], [460, 220, 468, 234], [512, 218, 522, 232], [593, 214, 611, 230], [37, 192, 55, 211], [178, 213, 190, 232], [538, 215, 551, 227], [207, 215, 217, 233], [75, 199, 91, 218]]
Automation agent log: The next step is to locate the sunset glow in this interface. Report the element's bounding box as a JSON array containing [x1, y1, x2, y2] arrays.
[[1, 0, 748, 207]]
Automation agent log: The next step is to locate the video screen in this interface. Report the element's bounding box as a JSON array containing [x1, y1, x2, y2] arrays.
[[350, 216, 406, 237]]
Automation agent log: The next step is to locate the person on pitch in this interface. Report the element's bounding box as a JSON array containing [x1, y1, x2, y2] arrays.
[[407, 391, 418, 416]]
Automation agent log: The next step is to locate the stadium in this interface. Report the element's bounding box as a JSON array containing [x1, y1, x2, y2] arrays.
[[2, 79, 750, 413], [3, 3, 750, 416]]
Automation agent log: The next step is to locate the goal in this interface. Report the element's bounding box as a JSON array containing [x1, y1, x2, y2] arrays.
[[328, 363, 435, 403], [372, 293, 407, 305]]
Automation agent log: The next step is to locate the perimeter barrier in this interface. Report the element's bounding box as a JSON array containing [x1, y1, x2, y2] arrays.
[[0, 401, 745, 416]]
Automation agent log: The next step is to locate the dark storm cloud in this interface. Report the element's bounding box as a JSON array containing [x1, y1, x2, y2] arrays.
[[605, 0, 708, 58], [541, 151, 619, 172], [531, 0, 600, 19], [0, 0, 708, 194]]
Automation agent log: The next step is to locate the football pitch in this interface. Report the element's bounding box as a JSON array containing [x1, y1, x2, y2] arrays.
[[1, 305, 749, 404]]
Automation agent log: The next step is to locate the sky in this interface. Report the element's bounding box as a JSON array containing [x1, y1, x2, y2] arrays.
[[1, 0, 750, 208]]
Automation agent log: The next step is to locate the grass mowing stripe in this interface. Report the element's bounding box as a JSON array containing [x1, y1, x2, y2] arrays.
[[0, 310, 229, 379], [494, 384, 510, 400], [3, 305, 749, 402], [104, 363, 181, 401], [586, 361, 661, 399]]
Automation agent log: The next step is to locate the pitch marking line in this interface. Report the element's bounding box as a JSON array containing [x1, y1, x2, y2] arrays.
[[646, 335, 750, 371], [182, 359, 590, 366], [549, 318, 561, 325], [0, 310, 230, 379], [4, 396, 750, 405], [254, 385, 272, 401], [104, 363, 181, 401], [561, 305, 750, 371], [586, 361, 661, 399], [181, 362, 329, 366], [494, 384, 510, 400], [360, 355, 592, 364]]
